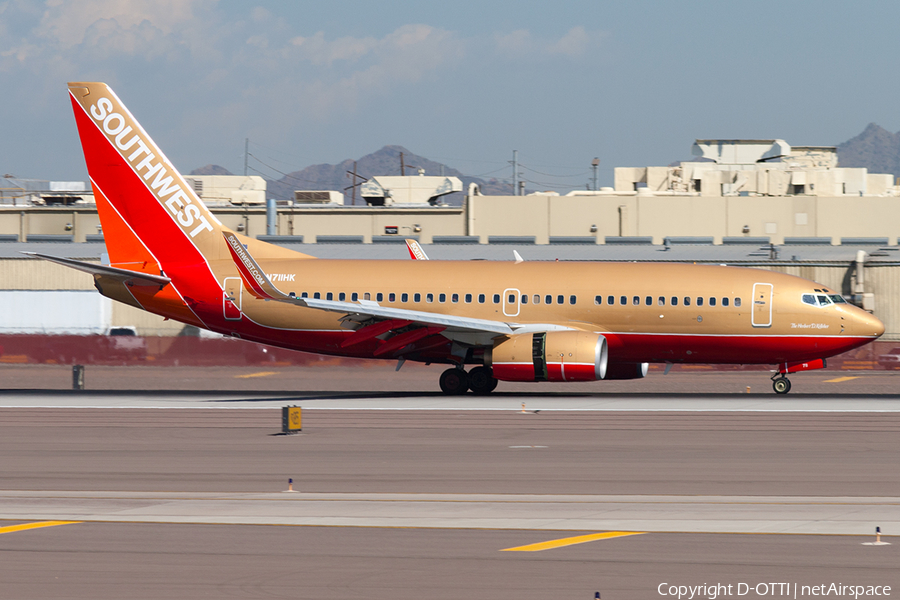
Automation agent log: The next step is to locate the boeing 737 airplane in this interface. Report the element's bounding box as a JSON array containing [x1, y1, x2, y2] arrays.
[[28, 82, 885, 394]]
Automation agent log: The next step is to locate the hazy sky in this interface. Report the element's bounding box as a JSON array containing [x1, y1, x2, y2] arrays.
[[2, 0, 899, 191]]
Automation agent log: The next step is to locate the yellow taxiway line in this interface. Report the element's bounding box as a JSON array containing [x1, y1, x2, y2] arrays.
[[0, 521, 80, 535], [234, 371, 278, 379], [501, 531, 645, 552], [823, 376, 860, 383]]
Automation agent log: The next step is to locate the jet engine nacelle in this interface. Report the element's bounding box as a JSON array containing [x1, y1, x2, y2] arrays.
[[489, 331, 608, 382], [603, 362, 649, 380]]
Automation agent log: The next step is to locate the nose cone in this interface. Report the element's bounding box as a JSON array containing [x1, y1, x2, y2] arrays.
[[853, 310, 885, 339]]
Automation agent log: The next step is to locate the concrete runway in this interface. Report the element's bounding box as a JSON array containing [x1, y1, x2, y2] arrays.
[[1, 377, 898, 598]]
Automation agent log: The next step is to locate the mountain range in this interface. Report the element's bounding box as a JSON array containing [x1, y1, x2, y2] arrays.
[[192, 145, 514, 204], [191, 124, 900, 201]]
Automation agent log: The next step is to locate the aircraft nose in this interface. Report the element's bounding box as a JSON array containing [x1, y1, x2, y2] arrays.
[[853, 310, 884, 338]]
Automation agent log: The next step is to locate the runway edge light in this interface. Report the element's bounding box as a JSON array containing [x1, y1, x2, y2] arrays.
[[282, 405, 302, 434]]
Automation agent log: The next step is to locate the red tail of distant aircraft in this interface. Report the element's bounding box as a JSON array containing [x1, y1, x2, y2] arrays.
[[28, 82, 885, 394]]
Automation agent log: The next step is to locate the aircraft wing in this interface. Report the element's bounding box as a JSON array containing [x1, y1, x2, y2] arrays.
[[223, 232, 515, 336], [22, 252, 171, 288]]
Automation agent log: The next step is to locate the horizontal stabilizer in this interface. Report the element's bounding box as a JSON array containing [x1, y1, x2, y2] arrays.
[[22, 252, 170, 288]]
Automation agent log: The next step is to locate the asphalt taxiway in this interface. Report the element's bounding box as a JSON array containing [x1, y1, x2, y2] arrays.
[[1, 369, 898, 598]]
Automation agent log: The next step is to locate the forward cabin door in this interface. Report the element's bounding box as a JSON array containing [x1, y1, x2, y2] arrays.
[[223, 277, 242, 321], [751, 283, 773, 327]]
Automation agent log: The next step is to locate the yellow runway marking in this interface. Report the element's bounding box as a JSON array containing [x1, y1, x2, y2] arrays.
[[234, 371, 278, 379], [0, 521, 80, 535], [501, 531, 645, 552], [824, 376, 859, 383]]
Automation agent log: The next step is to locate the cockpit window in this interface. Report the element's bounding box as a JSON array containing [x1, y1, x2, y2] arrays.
[[802, 294, 817, 306], [829, 294, 847, 304], [816, 295, 832, 305]]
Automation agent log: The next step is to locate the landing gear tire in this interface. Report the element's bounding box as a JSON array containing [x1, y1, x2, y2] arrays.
[[440, 368, 469, 395], [772, 376, 791, 395], [468, 366, 498, 395]]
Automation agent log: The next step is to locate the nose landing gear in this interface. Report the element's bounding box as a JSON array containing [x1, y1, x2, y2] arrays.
[[439, 366, 499, 395], [772, 374, 792, 394]]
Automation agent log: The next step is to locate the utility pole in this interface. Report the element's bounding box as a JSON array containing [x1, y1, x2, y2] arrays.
[[400, 152, 406, 176], [511, 150, 518, 196], [244, 138, 249, 176], [591, 157, 600, 191], [351, 161, 357, 205]]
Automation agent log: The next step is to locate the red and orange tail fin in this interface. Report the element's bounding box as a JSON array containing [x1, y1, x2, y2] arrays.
[[68, 82, 223, 274]]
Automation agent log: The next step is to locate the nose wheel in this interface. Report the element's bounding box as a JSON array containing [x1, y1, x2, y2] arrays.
[[772, 375, 791, 394]]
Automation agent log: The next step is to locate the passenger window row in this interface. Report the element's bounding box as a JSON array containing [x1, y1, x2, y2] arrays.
[[594, 295, 742, 308], [296, 291, 578, 305]]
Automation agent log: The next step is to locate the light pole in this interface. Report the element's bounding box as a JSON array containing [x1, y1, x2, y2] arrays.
[[591, 157, 600, 191]]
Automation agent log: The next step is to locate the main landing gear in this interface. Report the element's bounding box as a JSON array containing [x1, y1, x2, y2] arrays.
[[439, 366, 499, 395], [771, 374, 792, 395]]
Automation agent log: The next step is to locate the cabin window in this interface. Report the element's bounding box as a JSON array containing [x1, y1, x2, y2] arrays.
[[620, 296, 627, 305], [671, 296, 678, 306], [376, 292, 383, 302], [520, 295, 527, 304], [414, 293, 421, 302], [326, 292, 333, 300], [683, 296, 690, 306], [557, 295, 565, 304], [533, 295, 540, 304], [401, 293, 409, 302], [494, 294, 501, 304], [546, 295, 553, 304], [696, 297, 703, 307], [645, 296, 652, 306], [734, 297, 741, 307], [301, 292, 308, 298], [365, 293, 371, 301], [607, 295, 615, 305], [709, 297, 716, 307], [389, 293, 395, 302], [478, 294, 486, 304], [426, 293, 433, 303], [595, 295, 603, 305], [658, 296, 665, 306], [314, 292, 320, 299], [722, 297, 729, 307], [569, 295, 577, 305], [439, 293, 446, 303], [339, 292, 346, 301], [508, 293, 516, 303], [351, 292, 358, 301], [633, 296, 640, 306], [465, 293, 473, 303], [451, 293, 459, 303]]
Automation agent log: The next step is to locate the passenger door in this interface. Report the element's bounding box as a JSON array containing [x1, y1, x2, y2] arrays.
[[751, 283, 773, 327]]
